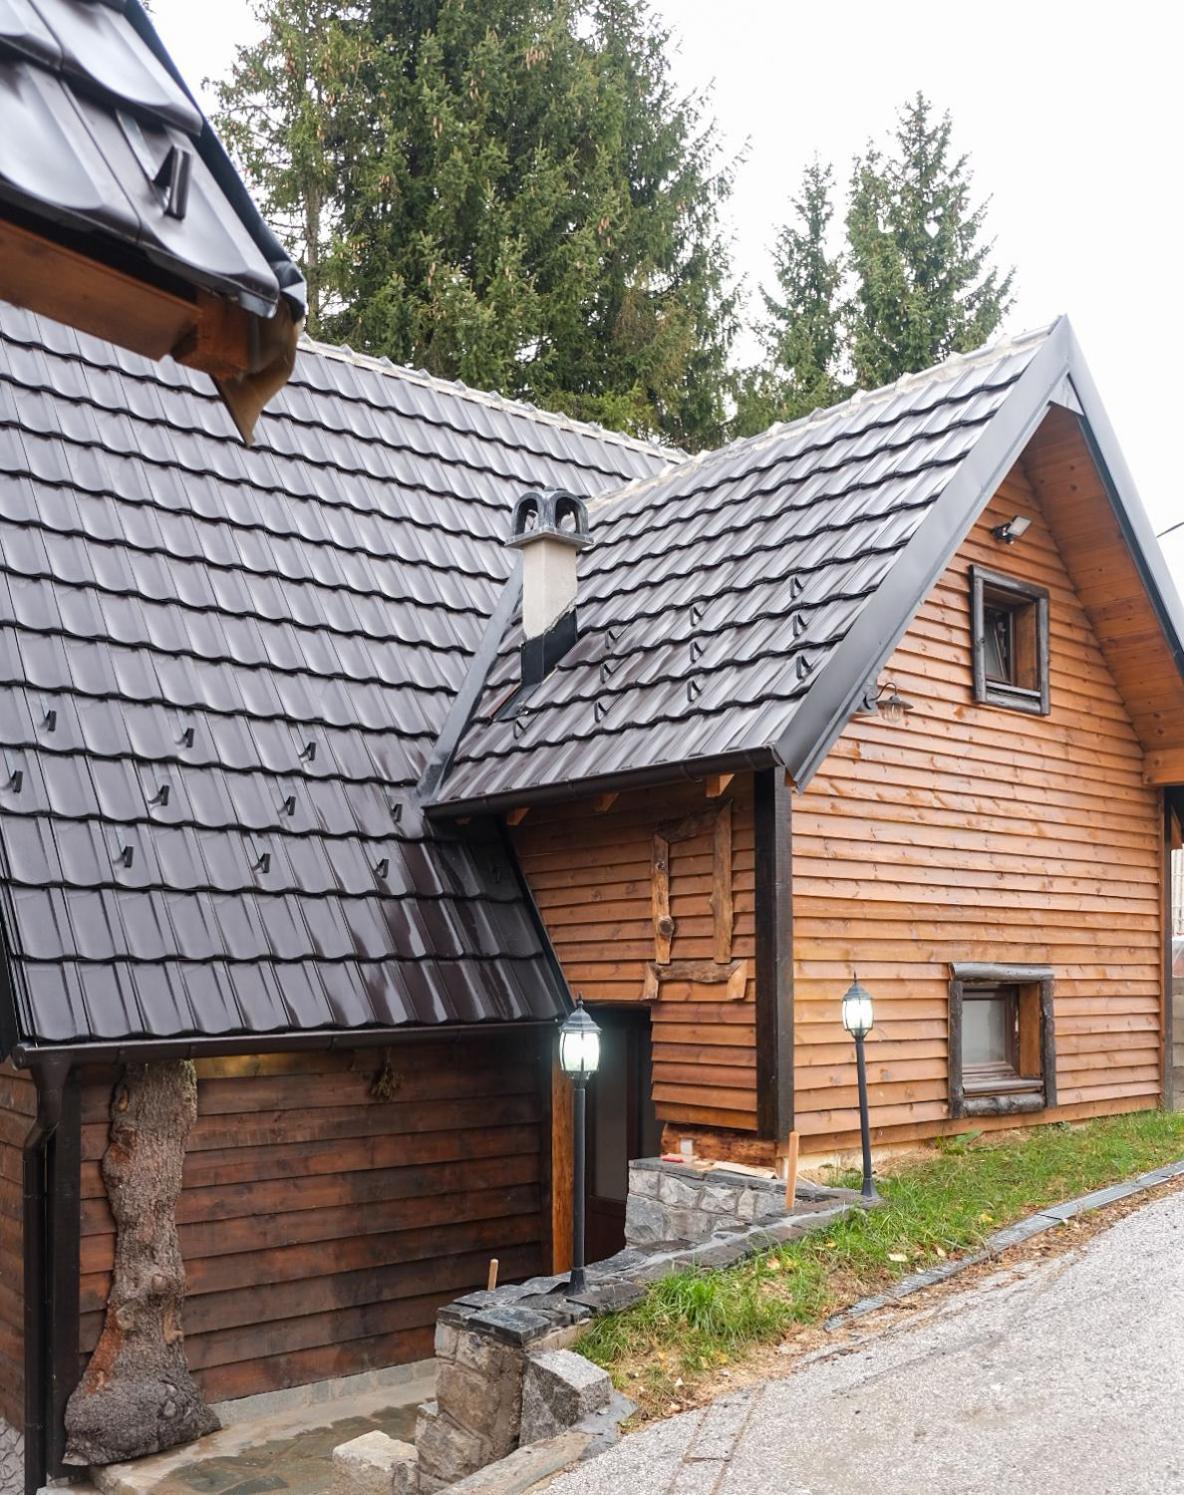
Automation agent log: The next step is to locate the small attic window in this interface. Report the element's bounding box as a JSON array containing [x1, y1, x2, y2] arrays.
[[970, 566, 1050, 715]]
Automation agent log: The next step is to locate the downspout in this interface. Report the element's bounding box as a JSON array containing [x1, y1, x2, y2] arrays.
[[22, 1055, 69, 1495]]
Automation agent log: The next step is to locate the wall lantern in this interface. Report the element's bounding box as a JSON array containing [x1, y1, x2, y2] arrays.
[[841, 976, 879, 1202], [854, 676, 914, 725], [991, 513, 1032, 545], [558, 996, 601, 1293]]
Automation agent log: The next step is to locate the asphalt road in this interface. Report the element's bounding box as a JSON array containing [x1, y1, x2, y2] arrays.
[[548, 1188, 1184, 1495]]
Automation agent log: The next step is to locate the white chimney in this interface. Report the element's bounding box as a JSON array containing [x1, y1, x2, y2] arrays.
[[507, 490, 592, 641]]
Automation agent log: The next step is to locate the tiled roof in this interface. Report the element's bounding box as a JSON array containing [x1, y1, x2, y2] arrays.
[[0, 0, 303, 319], [0, 303, 671, 1054], [434, 325, 1060, 806]]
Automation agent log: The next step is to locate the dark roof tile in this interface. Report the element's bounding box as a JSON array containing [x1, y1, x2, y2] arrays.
[[0, 305, 672, 1052]]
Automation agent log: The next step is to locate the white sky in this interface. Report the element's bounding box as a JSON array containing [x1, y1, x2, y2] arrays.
[[154, 0, 1184, 577]]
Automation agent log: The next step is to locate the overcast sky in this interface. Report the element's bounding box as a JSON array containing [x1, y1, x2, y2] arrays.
[[154, 0, 1184, 576]]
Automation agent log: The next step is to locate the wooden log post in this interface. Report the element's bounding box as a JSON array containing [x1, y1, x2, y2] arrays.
[[64, 1062, 219, 1466]]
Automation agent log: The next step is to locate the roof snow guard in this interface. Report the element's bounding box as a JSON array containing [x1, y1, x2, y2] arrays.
[[0, 0, 307, 440], [426, 317, 1184, 812], [0, 303, 671, 1062]]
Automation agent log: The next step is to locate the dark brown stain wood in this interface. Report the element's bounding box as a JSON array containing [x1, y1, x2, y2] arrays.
[[74, 1036, 546, 1404], [754, 768, 794, 1142], [0, 1062, 33, 1428]]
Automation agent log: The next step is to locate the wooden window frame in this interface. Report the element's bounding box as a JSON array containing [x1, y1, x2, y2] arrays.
[[970, 566, 1051, 716], [948, 962, 1056, 1120]]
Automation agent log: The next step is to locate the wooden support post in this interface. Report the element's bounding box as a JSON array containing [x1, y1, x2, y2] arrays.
[[783, 1130, 799, 1212], [505, 807, 530, 827], [486, 1259, 500, 1291], [705, 773, 734, 798], [592, 792, 618, 813]]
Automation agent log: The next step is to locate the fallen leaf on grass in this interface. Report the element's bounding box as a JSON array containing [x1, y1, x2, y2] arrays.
[[888, 1252, 908, 1262]]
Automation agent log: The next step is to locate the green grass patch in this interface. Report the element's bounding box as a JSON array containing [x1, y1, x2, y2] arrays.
[[579, 1111, 1184, 1411]]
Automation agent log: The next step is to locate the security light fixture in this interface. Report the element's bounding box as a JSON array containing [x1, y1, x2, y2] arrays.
[[558, 997, 601, 1293], [841, 977, 879, 1201], [991, 514, 1032, 545]]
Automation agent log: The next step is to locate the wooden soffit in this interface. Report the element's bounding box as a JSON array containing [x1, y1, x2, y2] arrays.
[[1022, 404, 1184, 783]]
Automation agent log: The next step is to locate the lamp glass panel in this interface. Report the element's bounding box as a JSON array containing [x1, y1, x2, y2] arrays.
[[841, 991, 874, 1037], [560, 1027, 600, 1076]]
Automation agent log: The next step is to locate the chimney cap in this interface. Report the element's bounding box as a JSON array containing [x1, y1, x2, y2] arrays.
[[507, 489, 592, 552]]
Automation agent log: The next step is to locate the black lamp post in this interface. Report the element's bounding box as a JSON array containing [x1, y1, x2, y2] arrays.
[[841, 976, 878, 1202], [558, 997, 601, 1294]]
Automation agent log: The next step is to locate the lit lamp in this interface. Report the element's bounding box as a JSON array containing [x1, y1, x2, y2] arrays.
[[558, 997, 601, 1293], [841, 977, 879, 1202]]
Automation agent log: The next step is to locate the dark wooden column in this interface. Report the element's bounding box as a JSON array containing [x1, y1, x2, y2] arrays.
[[753, 769, 794, 1141]]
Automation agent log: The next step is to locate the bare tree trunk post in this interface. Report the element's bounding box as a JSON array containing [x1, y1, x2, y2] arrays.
[[64, 1062, 219, 1466]]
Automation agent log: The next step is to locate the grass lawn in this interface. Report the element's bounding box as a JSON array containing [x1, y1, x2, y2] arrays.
[[578, 1111, 1184, 1416]]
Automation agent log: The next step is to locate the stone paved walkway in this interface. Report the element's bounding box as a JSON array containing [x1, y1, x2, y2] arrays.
[[544, 1187, 1184, 1495]]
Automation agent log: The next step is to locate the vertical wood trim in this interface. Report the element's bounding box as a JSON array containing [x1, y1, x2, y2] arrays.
[[550, 1061, 573, 1274], [1039, 977, 1058, 1111], [711, 802, 734, 962], [754, 769, 793, 1140], [948, 979, 965, 1121], [1162, 791, 1174, 1112], [47, 1074, 80, 1476]]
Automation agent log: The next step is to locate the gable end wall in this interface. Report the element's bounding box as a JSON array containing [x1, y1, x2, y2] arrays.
[[791, 462, 1164, 1153]]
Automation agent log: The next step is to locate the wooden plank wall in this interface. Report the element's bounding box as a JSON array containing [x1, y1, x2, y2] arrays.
[[512, 780, 759, 1131], [0, 1062, 31, 1429], [792, 463, 1164, 1153], [77, 1036, 547, 1405]]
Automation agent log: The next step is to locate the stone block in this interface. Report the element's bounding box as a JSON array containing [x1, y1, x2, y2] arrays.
[[434, 1319, 460, 1361], [700, 1183, 742, 1216], [624, 1194, 671, 1246], [662, 1206, 717, 1243], [416, 1400, 491, 1489], [519, 1351, 612, 1445], [657, 1172, 702, 1209], [628, 1166, 659, 1199], [435, 1360, 520, 1457], [568, 1280, 646, 1314], [330, 1431, 418, 1495], [464, 1305, 554, 1348]]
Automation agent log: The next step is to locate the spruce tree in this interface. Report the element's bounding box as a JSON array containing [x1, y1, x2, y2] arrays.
[[215, 0, 738, 449], [844, 93, 1014, 388], [733, 159, 845, 437], [213, 1, 374, 336]]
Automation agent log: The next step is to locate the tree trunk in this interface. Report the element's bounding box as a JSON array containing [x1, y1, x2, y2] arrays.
[[64, 1062, 219, 1466]]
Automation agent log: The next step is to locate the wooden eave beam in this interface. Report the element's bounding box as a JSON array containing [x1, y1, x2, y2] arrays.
[[1144, 749, 1184, 786], [0, 217, 296, 440]]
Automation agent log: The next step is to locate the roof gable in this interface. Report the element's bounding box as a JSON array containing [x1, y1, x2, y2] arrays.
[[429, 317, 1184, 810]]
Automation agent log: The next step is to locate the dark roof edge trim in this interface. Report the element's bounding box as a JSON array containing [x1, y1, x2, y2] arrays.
[[418, 561, 523, 804], [773, 317, 1076, 792], [10, 1016, 556, 1071], [426, 743, 778, 819], [1061, 326, 1184, 682], [123, 0, 307, 321]]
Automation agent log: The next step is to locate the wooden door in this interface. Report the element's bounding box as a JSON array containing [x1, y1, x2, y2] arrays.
[[585, 1007, 661, 1262]]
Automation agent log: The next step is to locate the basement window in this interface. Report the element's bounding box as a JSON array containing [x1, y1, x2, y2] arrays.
[[949, 964, 1056, 1120], [970, 567, 1050, 715]]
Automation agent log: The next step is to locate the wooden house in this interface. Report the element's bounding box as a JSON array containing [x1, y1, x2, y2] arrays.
[[0, 309, 1181, 1493]]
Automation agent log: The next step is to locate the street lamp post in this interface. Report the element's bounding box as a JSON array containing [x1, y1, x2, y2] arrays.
[[558, 997, 601, 1294], [841, 977, 878, 1202]]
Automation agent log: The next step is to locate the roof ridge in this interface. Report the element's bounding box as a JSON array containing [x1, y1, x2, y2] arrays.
[[299, 336, 683, 464], [587, 319, 1060, 515]]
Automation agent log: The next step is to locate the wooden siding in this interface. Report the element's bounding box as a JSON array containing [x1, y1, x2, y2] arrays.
[[0, 1063, 32, 1429], [77, 1037, 547, 1404], [791, 461, 1165, 1152], [513, 780, 759, 1132]]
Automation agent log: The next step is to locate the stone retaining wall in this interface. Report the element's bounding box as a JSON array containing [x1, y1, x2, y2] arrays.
[[626, 1157, 844, 1246], [0, 1417, 21, 1495]]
